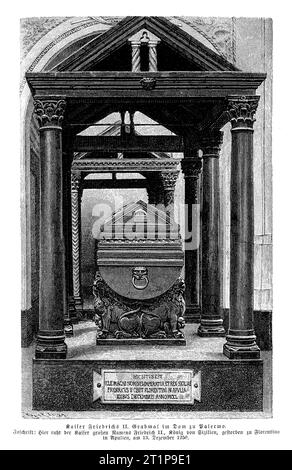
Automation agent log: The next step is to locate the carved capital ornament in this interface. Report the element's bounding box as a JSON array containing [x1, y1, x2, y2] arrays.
[[140, 77, 157, 90], [227, 95, 260, 130], [200, 131, 223, 158], [34, 98, 66, 128], [181, 159, 202, 178], [160, 171, 180, 191]]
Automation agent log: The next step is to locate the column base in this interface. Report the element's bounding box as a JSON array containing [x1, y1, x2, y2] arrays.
[[68, 297, 79, 324], [223, 333, 260, 359], [35, 331, 67, 359], [64, 319, 74, 337], [69, 313, 79, 324], [185, 304, 201, 323], [197, 318, 225, 337], [74, 297, 84, 320]]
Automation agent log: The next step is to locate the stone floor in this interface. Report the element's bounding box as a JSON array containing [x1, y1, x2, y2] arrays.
[[22, 321, 272, 419], [67, 321, 227, 361]]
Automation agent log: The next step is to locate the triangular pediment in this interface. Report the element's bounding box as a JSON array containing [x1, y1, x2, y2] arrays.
[[52, 16, 238, 72], [99, 200, 180, 240]]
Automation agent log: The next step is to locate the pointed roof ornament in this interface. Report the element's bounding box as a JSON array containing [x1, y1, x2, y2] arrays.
[[128, 28, 161, 45]]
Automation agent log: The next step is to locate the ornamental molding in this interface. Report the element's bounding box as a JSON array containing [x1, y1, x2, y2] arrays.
[[181, 159, 202, 177], [21, 17, 71, 59], [199, 131, 224, 156], [26, 72, 265, 98], [20, 19, 105, 93], [160, 171, 180, 190], [71, 158, 180, 172], [226, 96, 260, 130], [140, 77, 157, 90]]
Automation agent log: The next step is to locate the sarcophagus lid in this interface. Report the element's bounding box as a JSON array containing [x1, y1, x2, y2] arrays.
[[97, 200, 184, 300]]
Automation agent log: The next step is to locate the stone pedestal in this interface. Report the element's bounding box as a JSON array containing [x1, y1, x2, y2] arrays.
[[223, 96, 261, 359], [34, 97, 67, 359], [32, 323, 264, 412]]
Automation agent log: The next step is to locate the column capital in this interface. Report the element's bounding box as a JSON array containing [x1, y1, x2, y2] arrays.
[[160, 171, 179, 208], [148, 40, 161, 46], [160, 170, 180, 191], [199, 130, 223, 158], [226, 95, 260, 131], [181, 158, 202, 178], [34, 96, 66, 129], [183, 132, 200, 150], [128, 41, 141, 47]]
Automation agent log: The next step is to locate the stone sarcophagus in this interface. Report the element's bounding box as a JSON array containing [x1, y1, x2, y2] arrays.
[[93, 200, 186, 344]]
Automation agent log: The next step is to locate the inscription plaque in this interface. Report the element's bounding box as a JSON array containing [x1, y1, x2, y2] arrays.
[[93, 369, 201, 404]]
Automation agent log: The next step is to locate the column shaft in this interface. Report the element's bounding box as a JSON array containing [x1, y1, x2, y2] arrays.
[[71, 172, 83, 314], [147, 176, 164, 206], [198, 139, 225, 336], [182, 158, 202, 322], [149, 44, 158, 71], [223, 96, 260, 359], [131, 43, 141, 72], [34, 98, 67, 359], [63, 147, 77, 335]]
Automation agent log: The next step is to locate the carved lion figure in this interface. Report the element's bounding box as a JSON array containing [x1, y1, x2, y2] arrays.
[[93, 272, 186, 340]]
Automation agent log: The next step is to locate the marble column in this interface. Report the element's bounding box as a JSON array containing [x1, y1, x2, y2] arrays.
[[34, 97, 67, 359], [62, 145, 78, 336], [181, 157, 202, 322], [146, 174, 164, 206], [148, 41, 159, 72], [120, 111, 126, 137], [130, 42, 141, 72], [71, 171, 83, 316], [223, 95, 261, 359], [147, 182, 158, 205], [198, 131, 225, 337]]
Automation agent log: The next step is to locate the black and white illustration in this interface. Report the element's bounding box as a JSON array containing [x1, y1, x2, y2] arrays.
[[20, 16, 272, 418]]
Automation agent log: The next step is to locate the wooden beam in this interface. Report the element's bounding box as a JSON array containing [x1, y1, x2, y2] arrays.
[[26, 71, 266, 99], [74, 135, 183, 152]]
